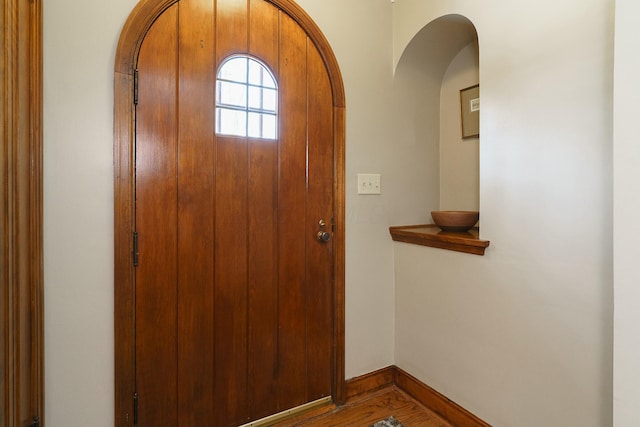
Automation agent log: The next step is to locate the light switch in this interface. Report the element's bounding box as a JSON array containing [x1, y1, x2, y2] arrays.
[[357, 173, 381, 195]]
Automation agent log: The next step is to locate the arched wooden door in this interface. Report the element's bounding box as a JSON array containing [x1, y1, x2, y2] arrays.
[[114, 0, 345, 426]]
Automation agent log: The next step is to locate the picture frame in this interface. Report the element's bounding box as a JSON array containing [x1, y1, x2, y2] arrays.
[[460, 84, 479, 139]]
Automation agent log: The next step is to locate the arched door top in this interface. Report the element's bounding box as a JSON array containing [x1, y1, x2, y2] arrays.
[[115, 0, 345, 108]]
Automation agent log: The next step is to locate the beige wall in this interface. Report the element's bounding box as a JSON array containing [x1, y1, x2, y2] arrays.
[[44, 0, 137, 424], [613, 0, 640, 425], [392, 1, 614, 426]]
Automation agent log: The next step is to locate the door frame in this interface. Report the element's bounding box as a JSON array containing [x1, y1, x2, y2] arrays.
[[113, 0, 346, 424], [1, 0, 44, 425]]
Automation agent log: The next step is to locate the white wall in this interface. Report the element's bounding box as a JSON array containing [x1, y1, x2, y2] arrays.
[[392, 1, 614, 426], [43, 0, 137, 424], [613, 0, 640, 425], [44, 0, 398, 425]]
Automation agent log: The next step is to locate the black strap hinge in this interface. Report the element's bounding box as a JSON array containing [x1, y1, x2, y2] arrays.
[[133, 231, 139, 267], [133, 392, 139, 427], [133, 70, 139, 105]]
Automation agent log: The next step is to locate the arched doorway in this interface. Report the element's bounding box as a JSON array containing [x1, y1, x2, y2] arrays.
[[113, 0, 345, 425]]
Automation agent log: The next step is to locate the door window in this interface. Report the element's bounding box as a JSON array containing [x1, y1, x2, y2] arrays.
[[216, 55, 277, 139]]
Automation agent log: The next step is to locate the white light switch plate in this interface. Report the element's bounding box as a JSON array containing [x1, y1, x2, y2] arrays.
[[357, 173, 381, 195]]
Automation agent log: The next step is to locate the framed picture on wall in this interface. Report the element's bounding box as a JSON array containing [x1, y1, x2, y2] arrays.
[[460, 84, 479, 139]]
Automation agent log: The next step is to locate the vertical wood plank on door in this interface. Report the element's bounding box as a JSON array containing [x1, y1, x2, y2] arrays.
[[214, 136, 250, 427], [216, 0, 249, 63], [177, 0, 216, 425], [277, 12, 309, 411], [135, 5, 179, 427], [247, 0, 281, 421], [246, 139, 279, 421], [249, 0, 279, 66], [305, 40, 334, 402], [214, 3, 250, 425]]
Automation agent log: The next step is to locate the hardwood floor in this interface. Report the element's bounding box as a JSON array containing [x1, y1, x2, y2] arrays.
[[271, 386, 452, 427]]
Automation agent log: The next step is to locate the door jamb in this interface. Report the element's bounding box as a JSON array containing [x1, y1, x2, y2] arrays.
[[1, 0, 44, 425], [113, 0, 346, 424]]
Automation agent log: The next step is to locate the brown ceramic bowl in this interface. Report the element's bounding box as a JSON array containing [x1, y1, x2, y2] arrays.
[[431, 210, 479, 232]]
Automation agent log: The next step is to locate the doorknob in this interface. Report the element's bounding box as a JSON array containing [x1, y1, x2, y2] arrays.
[[317, 231, 331, 242], [317, 219, 331, 242]]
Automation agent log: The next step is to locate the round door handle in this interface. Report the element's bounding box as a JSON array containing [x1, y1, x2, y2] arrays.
[[317, 231, 331, 242]]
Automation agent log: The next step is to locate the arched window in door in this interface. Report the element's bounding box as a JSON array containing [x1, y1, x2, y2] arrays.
[[216, 55, 278, 139]]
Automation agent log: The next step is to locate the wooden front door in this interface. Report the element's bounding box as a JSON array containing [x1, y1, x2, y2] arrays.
[[128, 0, 338, 425]]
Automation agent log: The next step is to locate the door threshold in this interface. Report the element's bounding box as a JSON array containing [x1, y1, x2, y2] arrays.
[[238, 396, 333, 427]]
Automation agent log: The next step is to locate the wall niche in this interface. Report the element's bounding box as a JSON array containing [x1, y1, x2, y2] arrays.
[[390, 15, 485, 254]]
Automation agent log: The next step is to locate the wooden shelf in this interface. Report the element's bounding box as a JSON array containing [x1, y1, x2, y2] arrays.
[[389, 224, 490, 256]]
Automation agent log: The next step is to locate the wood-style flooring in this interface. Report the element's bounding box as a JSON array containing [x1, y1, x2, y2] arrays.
[[270, 386, 453, 427]]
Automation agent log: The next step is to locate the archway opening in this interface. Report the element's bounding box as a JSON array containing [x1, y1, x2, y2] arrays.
[[393, 14, 479, 220]]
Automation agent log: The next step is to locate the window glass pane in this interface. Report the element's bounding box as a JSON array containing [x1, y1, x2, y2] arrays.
[[248, 86, 262, 110], [218, 81, 247, 108], [247, 112, 261, 138], [248, 59, 276, 88], [262, 69, 276, 89], [248, 112, 277, 140], [248, 60, 262, 86], [248, 87, 277, 112], [217, 108, 246, 137], [261, 114, 277, 139], [262, 68, 276, 89], [218, 57, 247, 83], [262, 88, 277, 112]]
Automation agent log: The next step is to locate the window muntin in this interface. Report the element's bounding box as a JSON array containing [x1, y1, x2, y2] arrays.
[[216, 56, 277, 140]]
